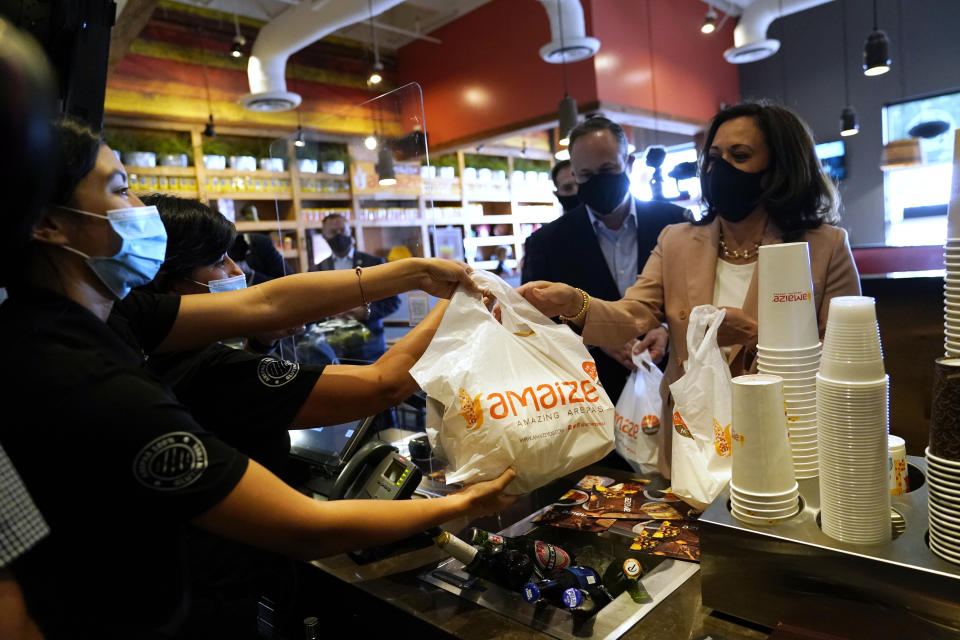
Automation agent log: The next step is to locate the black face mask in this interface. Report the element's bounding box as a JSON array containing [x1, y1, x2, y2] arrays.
[[327, 233, 352, 255], [702, 156, 765, 222], [577, 172, 630, 215], [556, 193, 581, 212]]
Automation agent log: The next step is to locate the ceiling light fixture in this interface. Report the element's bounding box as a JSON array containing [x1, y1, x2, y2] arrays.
[[840, 106, 859, 137], [863, 0, 891, 77], [294, 125, 306, 148], [230, 12, 246, 58], [367, 0, 384, 86], [554, 0, 579, 148], [839, 1, 858, 138], [376, 145, 396, 186], [364, 135, 378, 150], [554, 148, 570, 161], [700, 6, 718, 34], [203, 113, 216, 138]]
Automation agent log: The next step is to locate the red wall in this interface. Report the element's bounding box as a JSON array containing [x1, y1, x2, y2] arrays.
[[398, 0, 739, 149], [397, 0, 598, 149], [589, 0, 739, 124]]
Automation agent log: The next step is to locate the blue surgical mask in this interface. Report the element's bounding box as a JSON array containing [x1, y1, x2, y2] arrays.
[[58, 205, 168, 300], [192, 273, 247, 293]]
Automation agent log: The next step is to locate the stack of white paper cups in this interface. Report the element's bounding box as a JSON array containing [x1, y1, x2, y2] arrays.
[[817, 296, 891, 544], [730, 375, 800, 525], [927, 356, 960, 565], [945, 129, 960, 358], [756, 242, 821, 480]]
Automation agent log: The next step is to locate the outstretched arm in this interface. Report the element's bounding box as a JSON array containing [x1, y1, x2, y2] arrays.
[[156, 258, 476, 353], [290, 300, 449, 426], [192, 461, 517, 560]]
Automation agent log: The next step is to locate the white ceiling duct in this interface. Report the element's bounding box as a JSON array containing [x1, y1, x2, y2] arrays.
[[537, 0, 600, 64], [241, 0, 406, 112], [724, 0, 832, 64]]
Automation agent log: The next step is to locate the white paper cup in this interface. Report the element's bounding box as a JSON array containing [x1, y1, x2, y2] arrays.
[[888, 435, 908, 495], [730, 375, 797, 495], [757, 243, 819, 349], [732, 505, 798, 525], [730, 491, 798, 509]]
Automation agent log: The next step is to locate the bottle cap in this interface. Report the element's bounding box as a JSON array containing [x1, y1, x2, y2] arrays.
[[562, 587, 583, 608], [622, 558, 642, 579], [522, 583, 540, 603]]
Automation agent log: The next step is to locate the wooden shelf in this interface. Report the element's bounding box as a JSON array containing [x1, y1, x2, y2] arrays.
[[303, 172, 350, 181], [299, 193, 352, 201], [125, 165, 196, 176], [464, 235, 515, 246], [235, 221, 299, 231], [208, 192, 293, 201], [205, 168, 289, 179], [359, 219, 426, 228], [466, 215, 514, 224]]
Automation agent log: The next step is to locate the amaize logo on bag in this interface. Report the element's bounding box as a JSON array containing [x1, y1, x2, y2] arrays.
[[457, 364, 607, 432], [615, 412, 660, 439], [713, 420, 732, 457], [673, 412, 694, 439], [457, 388, 484, 431]]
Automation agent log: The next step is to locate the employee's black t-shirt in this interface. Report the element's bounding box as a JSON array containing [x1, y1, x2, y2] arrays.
[[0, 287, 249, 638], [146, 345, 325, 477]]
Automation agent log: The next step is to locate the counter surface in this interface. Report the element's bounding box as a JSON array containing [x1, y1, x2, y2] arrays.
[[306, 466, 771, 640]]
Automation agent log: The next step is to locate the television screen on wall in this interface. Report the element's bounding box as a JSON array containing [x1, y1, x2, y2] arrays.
[[815, 140, 846, 181]]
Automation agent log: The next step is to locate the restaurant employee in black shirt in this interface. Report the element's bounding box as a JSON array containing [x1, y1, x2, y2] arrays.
[[0, 116, 517, 637], [139, 193, 449, 477]]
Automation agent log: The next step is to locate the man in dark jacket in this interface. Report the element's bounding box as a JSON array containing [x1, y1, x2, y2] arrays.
[[522, 116, 686, 404], [316, 213, 401, 363]]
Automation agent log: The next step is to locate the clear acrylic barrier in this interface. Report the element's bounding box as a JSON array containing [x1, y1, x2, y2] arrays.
[[263, 84, 434, 374]]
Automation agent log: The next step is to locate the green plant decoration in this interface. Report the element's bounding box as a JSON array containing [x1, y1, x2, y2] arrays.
[[464, 154, 509, 172], [513, 158, 550, 173]]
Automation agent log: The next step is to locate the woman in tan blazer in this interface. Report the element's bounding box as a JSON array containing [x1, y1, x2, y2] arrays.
[[520, 103, 861, 477]]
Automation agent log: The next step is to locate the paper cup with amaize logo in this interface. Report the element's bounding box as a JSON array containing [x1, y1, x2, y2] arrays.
[[757, 242, 819, 351]]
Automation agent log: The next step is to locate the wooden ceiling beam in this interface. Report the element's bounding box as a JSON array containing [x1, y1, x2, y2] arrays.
[[108, 0, 162, 75]]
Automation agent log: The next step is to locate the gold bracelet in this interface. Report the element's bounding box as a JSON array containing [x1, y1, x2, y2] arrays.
[[355, 266, 371, 315], [559, 287, 590, 324]]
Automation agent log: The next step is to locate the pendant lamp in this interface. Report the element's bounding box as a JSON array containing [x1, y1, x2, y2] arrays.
[[377, 145, 396, 186], [863, 0, 891, 77]]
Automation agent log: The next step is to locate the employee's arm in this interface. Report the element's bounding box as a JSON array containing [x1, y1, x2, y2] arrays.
[[192, 460, 516, 560], [289, 300, 449, 426], [0, 570, 43, 640], [156, 258, 476, 353]]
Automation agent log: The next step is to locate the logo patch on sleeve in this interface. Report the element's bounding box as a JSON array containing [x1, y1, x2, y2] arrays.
[[134, 432, 208, 490], [257, 357, 300, 387]]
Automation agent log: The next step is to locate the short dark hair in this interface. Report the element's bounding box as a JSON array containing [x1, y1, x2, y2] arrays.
[[140, 194, 236, 291], [697, 102, 839, 241], [550, 159, 571, 187], [321, 213, 346, 228], [568, 116, 629, 157], [52, 117, 103, 208]]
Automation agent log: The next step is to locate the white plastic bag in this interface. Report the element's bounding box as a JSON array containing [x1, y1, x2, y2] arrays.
[[613, 349, 663, 474], [668, 305, 733, 509], [411, 271, 615, 494]]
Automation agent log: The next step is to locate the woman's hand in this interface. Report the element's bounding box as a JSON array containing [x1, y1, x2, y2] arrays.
[[634, 326, 669, 364], [416, 258, 479, 299], [453, 468, 518, 518], [717, 306, 758, 348], [515, 281, 581, 318]]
